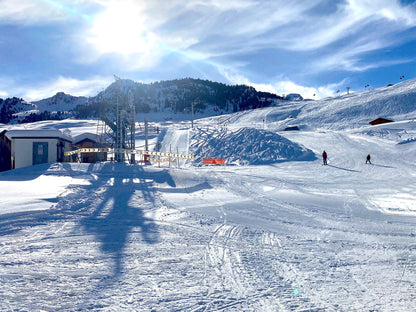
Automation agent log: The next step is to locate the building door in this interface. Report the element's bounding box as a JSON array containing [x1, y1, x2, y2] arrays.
[[0, 137, 11, 172], [56, 141, 64, 162], [33, 142, 48, 165]]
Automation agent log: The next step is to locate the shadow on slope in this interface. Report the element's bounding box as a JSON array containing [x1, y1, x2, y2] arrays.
[[61, 162, 174, 278], [0, 161, 213, 303], [0, 163, 51, 181]]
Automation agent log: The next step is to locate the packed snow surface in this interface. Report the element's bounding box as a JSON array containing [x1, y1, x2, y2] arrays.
[[1, 80, 416, 311]]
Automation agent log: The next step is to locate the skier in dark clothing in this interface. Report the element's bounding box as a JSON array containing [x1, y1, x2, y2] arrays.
[[322, 150, 327, 165], [366, 154, 371, 164]]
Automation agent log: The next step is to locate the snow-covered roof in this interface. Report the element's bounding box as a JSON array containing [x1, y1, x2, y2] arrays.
[[5, 129, 72, 142], [73, 132, 100, 144]]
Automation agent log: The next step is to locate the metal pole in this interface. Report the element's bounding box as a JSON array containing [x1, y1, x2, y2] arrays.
[[169, 144, 172, 168], [129, 91, 135, 164], [191, 99, 195, 129], [145, 119, 148, 151]]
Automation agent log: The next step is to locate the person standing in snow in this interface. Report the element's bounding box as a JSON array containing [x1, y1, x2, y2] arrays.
[[322, 150, 327, 165], [366, 154, 371, 164]]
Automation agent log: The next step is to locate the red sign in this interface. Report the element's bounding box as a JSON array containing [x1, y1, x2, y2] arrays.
[[203, 158, 225, 165]]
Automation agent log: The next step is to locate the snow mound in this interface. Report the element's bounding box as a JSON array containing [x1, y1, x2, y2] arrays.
[[191, 127, 316, 165]]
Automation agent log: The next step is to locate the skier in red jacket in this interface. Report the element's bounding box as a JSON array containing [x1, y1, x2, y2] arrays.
[[322, 150, 327, 165]]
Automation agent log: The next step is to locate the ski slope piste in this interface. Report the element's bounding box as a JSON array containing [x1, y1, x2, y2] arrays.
[[1, 79, 416, 311]]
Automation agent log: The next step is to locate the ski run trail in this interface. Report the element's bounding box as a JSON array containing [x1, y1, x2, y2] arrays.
[[1, 80, 416, 311]]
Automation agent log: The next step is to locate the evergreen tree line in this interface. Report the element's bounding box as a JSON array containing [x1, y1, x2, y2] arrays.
[[74, 78, 282, 118], [0, 97, 68, 124], [1, 78, 285, 124], [0, 97, 29, 124]]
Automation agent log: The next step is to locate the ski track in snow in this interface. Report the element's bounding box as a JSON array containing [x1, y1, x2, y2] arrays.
[[1, 90, 416, 310]]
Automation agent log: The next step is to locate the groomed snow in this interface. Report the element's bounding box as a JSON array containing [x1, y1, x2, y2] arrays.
[[1, 79, 416, 311]]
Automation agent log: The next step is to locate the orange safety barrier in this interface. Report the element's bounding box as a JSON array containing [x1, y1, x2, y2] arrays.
[[203, 158, 225, 165]]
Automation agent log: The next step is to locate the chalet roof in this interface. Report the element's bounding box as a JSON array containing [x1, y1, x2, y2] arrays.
[[73, 132, 100, 145], [369, 118, 394, 125], [284, 126, 300, 131]]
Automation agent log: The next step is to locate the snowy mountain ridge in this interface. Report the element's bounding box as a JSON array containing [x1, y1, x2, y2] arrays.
[[77, 78, 280, 118], [296, 78, 416, 130], [2, 77, 416, 128], [219, 78, 416, 132], [32, 92, 89, 113]]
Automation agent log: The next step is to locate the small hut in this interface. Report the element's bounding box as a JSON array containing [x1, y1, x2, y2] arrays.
[[369, 118, 394, 126], [284, 126, 300, 131], [1, 129, 71, 170], [72, 133, 107, 163]]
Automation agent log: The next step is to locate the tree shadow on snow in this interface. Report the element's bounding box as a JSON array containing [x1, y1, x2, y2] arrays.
[[0, 161, 213, 308], [73, 163, 175, 278]]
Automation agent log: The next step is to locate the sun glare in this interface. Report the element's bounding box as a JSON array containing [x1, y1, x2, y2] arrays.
[[88, 1, 155, 55]]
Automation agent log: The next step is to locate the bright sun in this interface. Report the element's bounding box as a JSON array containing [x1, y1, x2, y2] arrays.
[[88, 1, 155, 55]]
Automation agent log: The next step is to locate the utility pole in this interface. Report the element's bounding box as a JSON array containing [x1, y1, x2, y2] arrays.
[[191, 98, 198, 129], [145, 119, 148, 151], [114, 75, 124, 163], [128, 90, 135, 164], [144, 119, 149, 164], [191, 100, 194, 129], [115, 90, 123, 162]]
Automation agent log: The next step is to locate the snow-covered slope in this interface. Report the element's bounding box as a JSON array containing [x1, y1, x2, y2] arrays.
[[1, 79, 416, 311], [32, 92, 88, 113], [295, 79, 416, 130], [219, 79, 416, 132]]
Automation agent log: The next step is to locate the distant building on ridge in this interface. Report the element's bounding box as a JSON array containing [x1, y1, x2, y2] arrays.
[[369, 118, 394, 126]]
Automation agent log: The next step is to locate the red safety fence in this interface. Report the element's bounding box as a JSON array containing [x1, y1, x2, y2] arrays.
[[203, 158, 225, 165]]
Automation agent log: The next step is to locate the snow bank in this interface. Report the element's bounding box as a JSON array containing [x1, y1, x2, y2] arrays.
[[0, 163, 88, 215], [190, 127, 316, 165]]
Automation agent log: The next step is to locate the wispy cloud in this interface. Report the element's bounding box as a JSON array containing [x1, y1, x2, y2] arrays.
[[13, 0, 411, 77], [220, 69, 343, 99], [0, 1, 61, 25], [0, 0, 96, 25], [1, 0, 415, 100], [135, 0, 416, 76], [0, 76, 17, 99], [0, 76, 112, 101], [28, 76, 113, 101], [273, 80, 344, 99]]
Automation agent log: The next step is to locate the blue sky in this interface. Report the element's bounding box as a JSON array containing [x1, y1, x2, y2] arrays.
[[0, 0, 415, 101]]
